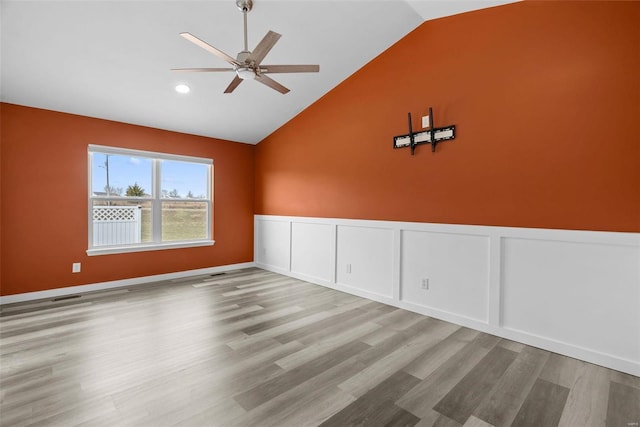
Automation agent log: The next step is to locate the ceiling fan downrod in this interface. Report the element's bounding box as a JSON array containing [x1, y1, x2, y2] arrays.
[[236, 0, 253, 53]]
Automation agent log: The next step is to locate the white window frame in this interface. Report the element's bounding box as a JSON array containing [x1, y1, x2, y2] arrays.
[[87, 144, 214, 256]]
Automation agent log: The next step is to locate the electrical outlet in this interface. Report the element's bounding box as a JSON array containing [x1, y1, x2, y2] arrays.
[[422, 115, 430, 128], [421, 278, 429, 290], [72, 263, 81, 273]]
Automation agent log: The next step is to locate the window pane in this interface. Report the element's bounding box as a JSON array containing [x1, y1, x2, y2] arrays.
[[92, 153, 152, 198], [92, 201, 152, 246], [161, 201, 208, 241], [89, 146, 213, 252], [161, 160, 208, 199]]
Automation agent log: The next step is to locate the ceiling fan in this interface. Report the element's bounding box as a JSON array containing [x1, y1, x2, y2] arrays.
[[173, 0, 319, 94]]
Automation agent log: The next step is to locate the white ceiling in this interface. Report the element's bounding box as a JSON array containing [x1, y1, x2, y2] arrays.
[[1, 0, 515, 144]]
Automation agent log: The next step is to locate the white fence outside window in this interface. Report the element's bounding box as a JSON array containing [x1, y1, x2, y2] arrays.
[[92, 206, 141, 246]]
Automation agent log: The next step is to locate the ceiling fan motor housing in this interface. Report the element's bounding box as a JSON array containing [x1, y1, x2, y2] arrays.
[[236, 51, 252, 64]]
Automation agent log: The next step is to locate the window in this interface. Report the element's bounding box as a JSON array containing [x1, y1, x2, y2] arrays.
[[88, 145, 213, 255]]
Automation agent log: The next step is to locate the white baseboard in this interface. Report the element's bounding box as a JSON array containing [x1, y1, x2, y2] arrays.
[[0, 262, 256, 305], [255, 214, 640, 376]]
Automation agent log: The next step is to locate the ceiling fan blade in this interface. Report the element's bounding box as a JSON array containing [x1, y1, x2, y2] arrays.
[[249, 31, 281, 65], [180, 32, 239, 66], [260, 65, 319, 74], [255, 74, 290, 94], [224, 75, 243, 94], [171, 68, 235, 72]]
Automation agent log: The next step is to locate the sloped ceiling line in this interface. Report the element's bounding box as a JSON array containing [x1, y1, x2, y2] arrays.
[[0, 0, 516, 144]]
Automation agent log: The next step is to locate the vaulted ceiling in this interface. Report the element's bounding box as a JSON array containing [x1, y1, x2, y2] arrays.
[[1, 1, 515, 144]]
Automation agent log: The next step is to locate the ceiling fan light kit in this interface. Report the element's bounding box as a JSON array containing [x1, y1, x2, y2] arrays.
[[172, 0, 319, 94], [236, 67, 256, 80]]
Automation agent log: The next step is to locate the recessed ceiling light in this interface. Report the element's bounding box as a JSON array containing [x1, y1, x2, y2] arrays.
[[175, 84, 190, 94]]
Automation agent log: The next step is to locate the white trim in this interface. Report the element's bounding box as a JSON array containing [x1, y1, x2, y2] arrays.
[[488, 234, 502, 327], [88, 145, 214, 252], [207, 163, 214, 240], [256, 215, 639, 246], [255, 214, 640, 376], [88, 144, 213, 165], [392, 228, 402, 302], [152, 158, 162, 242], [86, 239, 215, 256], [0, 262, 255, 305]]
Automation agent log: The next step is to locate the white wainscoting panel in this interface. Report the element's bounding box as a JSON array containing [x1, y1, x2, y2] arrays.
[[400, 230, 490, 323], [290, 222, 334, 284], [254, 215, 640, 376], [336, 225, 394, 299], [502, 237, 640, 364], [255, 219, 290, 273]]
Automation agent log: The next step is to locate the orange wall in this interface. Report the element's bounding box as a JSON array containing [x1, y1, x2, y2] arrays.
[[1, 103, 255, 296], [255, 1, 640, 232]]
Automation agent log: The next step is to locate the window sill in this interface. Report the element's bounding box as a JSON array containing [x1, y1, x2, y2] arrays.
[[86, 240, 215, 256]]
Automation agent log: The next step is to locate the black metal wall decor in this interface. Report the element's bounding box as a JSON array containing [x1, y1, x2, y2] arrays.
[[393, 107, 456, 155]]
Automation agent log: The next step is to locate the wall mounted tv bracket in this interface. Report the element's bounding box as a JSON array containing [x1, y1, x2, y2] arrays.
[[393, 107, 456, 155]]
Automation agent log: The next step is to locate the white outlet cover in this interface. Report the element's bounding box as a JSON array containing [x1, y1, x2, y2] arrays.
[[422, 115, 430, 128], [72, 263, 81, 273]]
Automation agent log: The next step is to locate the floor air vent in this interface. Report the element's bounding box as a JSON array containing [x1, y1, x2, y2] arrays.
[[53, 295, 81, 302]]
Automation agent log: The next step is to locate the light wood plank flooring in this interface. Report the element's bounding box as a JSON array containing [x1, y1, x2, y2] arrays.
[[1, 268, 638, 426]]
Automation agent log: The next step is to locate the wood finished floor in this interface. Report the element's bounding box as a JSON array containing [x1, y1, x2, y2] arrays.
[[1, 268, 638, 427]]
